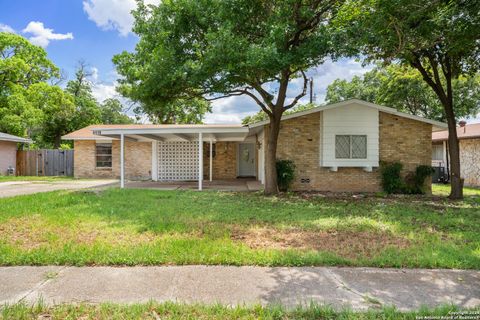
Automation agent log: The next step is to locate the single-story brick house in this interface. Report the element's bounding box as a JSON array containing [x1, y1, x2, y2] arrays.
[[0, 132, 31, 175], [432, 122, 480, 187], [62, 99, 446, 192]]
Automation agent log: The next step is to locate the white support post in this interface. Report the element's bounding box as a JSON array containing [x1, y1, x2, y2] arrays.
[[198, 132, 203, 190], [209, 139, 213, 182], [120, 133, 125, 188]]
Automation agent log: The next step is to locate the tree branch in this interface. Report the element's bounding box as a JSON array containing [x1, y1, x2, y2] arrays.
[[284, 70, 308, 110]]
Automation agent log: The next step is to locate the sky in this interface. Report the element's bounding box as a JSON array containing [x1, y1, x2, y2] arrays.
[[6, 0, 464, 125]]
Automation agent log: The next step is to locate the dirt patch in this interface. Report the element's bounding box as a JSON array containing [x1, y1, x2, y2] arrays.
[[231, 227, 411, 259]]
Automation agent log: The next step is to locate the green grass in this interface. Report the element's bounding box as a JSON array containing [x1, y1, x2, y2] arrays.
[[432, 183, 480, 197], [0, 176, 75, 182], [0, 186, 478, 268], [1, 302, 474, 320]]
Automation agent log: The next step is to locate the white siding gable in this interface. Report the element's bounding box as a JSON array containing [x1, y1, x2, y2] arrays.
[[321, 103, 379, 169]]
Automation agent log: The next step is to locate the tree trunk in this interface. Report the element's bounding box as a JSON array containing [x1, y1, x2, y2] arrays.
[[444, 100, 463, 199], [54, 134, 61, 149], [264, 112, 282, 195]]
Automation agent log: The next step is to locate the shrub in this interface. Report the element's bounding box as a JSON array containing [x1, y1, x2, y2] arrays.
[[380, 162, 404, 194], [381, 162, 435, 195], [412, 165, 435, 194], [276, 159, 296, 192]]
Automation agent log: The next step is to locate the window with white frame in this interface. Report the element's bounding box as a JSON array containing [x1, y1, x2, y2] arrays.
[[335, 135, 367, 159], [96, 143, 112, 168]]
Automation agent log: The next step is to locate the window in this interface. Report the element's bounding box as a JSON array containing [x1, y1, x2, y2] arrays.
[[96, 143, 112, 168], [432, 143, 444, 161], [335, 135, 367, 159]]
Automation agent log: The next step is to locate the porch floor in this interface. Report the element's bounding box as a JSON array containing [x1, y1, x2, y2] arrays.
[[124, 179, 263, 192]]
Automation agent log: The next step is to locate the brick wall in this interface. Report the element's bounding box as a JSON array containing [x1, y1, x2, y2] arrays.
[[265, 111, 432, 192], [74, 140, 152, 180], [203, 141, 237, 179]]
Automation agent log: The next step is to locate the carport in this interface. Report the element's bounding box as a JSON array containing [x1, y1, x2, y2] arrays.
[[92, 125, 251, 190]]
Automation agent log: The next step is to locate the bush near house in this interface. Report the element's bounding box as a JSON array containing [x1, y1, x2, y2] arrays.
[[381, 162, 434, 194], [276, 159, 296, 192]]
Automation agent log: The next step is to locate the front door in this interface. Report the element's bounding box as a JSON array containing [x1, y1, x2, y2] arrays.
[[238, 143, 256, 177]]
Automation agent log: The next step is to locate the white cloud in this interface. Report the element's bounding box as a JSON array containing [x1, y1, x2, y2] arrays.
[[83, 0, 160, 36], [91, 67, 99, 82], [22, 21, 73, 47], [91, 82, 118, 102], [0, 23, 15, 33]]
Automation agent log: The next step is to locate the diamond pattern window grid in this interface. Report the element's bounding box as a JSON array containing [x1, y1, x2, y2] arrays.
[[351, 135, 367, 159], [335, 135, 351, 159], [335, 135, 367, 159], [158, 141, 199, 180]]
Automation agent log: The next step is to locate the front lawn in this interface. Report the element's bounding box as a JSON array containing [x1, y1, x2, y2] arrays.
[[0, 187, 478, 268], [0, 176, 75, 183], [0, 302, 470, 320]]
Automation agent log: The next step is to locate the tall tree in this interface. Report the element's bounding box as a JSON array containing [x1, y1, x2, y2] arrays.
[[335, 0, 480, 199], [28, 83, 75, 148], [65, 62, 102, 130], [114, 0, 340, 194], [100, 98, 134, 124], [0, 32, 59, 137], [326, 65, 480, 122]]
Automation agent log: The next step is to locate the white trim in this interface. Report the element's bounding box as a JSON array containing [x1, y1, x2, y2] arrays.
[[120, 133, 125, 188], [198, 132, 203, 190], [151, 141, 158, 181], [248, 99, 447, 130], [96, 127, 249, 135], [61, 137, 113, 141]]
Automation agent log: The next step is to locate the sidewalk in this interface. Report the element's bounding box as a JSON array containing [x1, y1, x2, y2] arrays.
[[1, 266, 478, 310]]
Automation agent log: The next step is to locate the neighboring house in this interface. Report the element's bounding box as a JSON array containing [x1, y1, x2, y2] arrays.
[[432, 122, 480, 187], [62, 99, 446, 192], [0, 132, 32, 175]]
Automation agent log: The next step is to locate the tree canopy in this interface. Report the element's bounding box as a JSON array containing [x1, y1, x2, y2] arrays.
[[0, 32, 133, 148], [334, 0, 480, 199], [114, 0, 340, 194], [325, 65, 480, 122]]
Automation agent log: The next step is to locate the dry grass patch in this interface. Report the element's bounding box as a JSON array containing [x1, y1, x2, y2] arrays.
[[0, 215, 198, 250], [231, 227, 411, 259]]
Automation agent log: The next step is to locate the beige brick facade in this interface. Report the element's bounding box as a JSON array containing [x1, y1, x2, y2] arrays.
[[74, 140, 152, 180], [265, 111, 432, 192], [203, 142, 238, 180]]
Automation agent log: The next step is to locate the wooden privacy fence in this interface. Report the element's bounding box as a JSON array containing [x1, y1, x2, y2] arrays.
[[16, 149, 74, 176]]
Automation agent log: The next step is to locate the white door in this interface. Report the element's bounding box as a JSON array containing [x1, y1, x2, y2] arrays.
[[238, 143, 256, 177]]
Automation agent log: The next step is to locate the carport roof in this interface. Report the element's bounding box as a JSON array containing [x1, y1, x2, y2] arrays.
[[62, 124, 249, 142], [0, 132, 32, 143]]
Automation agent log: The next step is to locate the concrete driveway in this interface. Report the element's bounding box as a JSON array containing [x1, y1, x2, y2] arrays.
[[0, 179, 117, 198]]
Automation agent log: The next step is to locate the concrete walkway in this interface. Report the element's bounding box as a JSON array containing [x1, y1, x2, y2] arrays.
[[1, 266, 478, 310], [0, 179, 117, 198]]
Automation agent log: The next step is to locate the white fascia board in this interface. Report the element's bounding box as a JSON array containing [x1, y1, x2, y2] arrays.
[[247, 99, 448, 130], [96, 127, 249, 135], [0, 137, 32, 143], [61, 137, 114, 141]]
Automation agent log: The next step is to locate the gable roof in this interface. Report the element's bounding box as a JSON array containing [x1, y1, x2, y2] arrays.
[[432, 123, 480, 142], [248, 99, 447, 131], [0, 132, 32, 143]]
